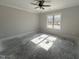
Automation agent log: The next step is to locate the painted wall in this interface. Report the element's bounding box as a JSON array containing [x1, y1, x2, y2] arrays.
[[39, 6, 79, 39], [0, 5, 39, 39]]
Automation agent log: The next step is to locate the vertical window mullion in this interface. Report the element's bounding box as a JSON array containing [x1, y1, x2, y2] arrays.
[[52, 16, 54, 28]]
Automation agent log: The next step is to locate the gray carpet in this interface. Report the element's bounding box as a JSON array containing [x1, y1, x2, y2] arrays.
[[0, 34, 79, 59], [16, 34, 78, 59]]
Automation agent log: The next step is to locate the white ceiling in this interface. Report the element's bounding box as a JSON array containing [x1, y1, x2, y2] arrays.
[[0, 0, 79, 13]]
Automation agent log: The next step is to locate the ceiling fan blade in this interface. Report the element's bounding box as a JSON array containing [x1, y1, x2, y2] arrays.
[[42, 7, 45, 9], [34, 7, 39, 9], [34, 0, 42, 1], [43, 5, 51, 7], [31, 3, 37, 5]]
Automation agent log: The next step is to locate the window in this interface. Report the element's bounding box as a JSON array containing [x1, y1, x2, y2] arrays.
[[31, 34, 57, 51], [47, 14, 61, 30], [47, 16, 54, 29]]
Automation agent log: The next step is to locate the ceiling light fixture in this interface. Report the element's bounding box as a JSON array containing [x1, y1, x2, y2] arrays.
[[31, 0, 51, 9]]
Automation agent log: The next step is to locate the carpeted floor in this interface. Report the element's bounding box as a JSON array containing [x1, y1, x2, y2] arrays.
[[0, 33, 79, 59], [16, 34, 78, 59]]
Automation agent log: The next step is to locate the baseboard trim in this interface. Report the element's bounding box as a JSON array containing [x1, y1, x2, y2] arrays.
[[41, 31, 79, 40]]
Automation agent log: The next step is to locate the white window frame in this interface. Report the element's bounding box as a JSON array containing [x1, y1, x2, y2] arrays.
[[47, 14, 61, 30]]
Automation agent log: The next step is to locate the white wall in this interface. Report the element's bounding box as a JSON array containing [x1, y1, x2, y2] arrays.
[[39, 6, 79, 39], [0, 5, 39, 38]]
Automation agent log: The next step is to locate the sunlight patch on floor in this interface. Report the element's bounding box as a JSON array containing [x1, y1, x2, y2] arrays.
[[38, 39, 53, 51], [31, 34, 48, 44], [31, 34, 57, 51]]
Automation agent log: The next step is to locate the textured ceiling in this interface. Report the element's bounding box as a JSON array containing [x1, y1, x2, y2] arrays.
[[0, 0, 79, 13]]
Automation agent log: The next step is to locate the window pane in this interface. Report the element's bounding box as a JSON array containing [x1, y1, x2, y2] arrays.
[[47, 16, 53, 29], [54, 15, 61, 29]]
